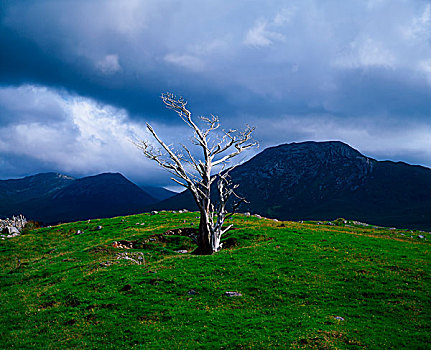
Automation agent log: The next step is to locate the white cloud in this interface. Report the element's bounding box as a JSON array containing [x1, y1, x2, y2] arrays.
[[402, 3, 431, 40], [96, 54, 122, 74], [273, 7, 296, 26], [0, 85, 163, 180], [244, 19, 285, 47], [164, 53, 205, 72], [334, 38, 395, 69]]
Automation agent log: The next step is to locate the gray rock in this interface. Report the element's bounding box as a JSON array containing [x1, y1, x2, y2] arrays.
[[175, 250, 188, 254], [151, 211, 158, 215], [418, 235, 425, 239], [334, 316, 345, 321], [6, 226, 20, 235], [224, 291, 242, 297], [75, 230, 83, 235]]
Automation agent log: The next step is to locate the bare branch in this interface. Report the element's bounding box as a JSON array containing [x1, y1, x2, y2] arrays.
[[135, 92, 257, 254]]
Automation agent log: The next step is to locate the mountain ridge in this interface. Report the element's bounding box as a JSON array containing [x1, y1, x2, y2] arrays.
[[0, 172, 158, 224], [158, 141, 431, 230], [2, 141, 431, 229]]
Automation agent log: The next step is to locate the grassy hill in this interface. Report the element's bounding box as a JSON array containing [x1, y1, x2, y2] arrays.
[[0, 212, 430, 349]]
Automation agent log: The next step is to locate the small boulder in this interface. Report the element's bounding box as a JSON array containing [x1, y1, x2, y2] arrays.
[[6, 226, 20, 235]]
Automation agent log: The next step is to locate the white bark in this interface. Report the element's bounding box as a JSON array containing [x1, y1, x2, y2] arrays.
[[135, 92, 256, 254]]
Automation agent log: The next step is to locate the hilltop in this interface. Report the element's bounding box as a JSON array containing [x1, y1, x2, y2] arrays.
[[0, 212, 429, 348]]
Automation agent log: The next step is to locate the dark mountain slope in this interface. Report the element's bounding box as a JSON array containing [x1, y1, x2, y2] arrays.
[[33, 173, 158, 223], [158, 141, 431, 230], [0, 173, 75, 218], [1, 173, 158, 224], [139, 186, 177, 201]]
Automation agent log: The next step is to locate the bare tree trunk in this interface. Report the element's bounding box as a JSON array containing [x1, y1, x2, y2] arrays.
[[198, 210, 213, 254]]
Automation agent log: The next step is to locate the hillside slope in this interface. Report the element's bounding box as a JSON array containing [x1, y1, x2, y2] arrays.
[[0, 212, 429, 348]]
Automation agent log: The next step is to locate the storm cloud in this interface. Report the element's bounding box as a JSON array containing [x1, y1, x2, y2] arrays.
[[1, 0, 431, 184]]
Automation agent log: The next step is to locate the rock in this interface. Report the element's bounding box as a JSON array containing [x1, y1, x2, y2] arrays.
[[334, 316, 345, 321], [187, 289, 198, 295], [243, 212, 251, 217], [151, 211, 158, 215], [6, 226, 20, 235], [254, 214, 262, 219], [116, 251, 145, 264], [96, 225, 103, 230], [75, 230, 83, 235], [224, 291, 242, 297], [112, 240, 134, 249], [418, 235, 425, 239], [175, 250, 188, 254]]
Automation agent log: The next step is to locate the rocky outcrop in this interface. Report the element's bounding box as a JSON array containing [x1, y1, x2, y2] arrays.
[[0, 214, 27, 239]]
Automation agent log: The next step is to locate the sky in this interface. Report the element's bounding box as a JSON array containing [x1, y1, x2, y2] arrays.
[[1, 0, 431, 187]]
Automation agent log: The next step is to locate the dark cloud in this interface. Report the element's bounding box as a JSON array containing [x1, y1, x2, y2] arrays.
[[1, 0, 431, 183]]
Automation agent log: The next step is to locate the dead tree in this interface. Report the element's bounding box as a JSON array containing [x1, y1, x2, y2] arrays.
[[136, 92, 256, 255]]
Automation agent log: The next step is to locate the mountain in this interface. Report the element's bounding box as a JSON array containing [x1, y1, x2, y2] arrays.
[[139, 185, 177, 201], [0, 172, 158, 224], [0, 172, 75, 217], [158, 141, 431, 230]]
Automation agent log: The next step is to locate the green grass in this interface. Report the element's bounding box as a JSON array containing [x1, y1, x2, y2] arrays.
[[0, 212, 430, 349]]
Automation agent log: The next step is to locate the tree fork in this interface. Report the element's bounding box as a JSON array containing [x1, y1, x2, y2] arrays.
[[135, 92, 257, 254]]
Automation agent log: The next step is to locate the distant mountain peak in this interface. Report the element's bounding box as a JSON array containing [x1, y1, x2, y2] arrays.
[[160, 141, 431, 230]]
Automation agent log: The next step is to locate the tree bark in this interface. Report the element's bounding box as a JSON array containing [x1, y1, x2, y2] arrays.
[[198, 209, 214, 254]]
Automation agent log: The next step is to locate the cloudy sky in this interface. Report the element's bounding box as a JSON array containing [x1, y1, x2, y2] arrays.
[[1, 0, 431, 186]]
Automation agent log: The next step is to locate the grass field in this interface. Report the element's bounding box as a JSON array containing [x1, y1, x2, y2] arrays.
[[0, 212, 430, 349]]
